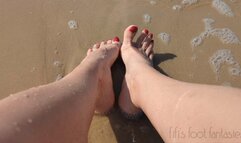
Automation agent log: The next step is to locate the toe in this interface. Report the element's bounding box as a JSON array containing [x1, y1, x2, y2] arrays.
[[149, 53, 154, 61], [123, 25, 138, 45], [136, 29, 149, 47], [112, 36, 120, 43], [145, 40, 154, 57], [142, 33, 153, 51], [87, 48, 92, 55], [93, 43, 100, 51], [107, 40, 112, 44], [92, 43, 100, 51], [100, 41, 106, 46]]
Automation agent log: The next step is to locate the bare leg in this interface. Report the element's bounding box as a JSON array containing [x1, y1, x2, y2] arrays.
[[121, 25, 241, 143], [0, 39, 120, 143]]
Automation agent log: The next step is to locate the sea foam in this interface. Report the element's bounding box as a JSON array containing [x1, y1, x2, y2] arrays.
[[68, 20, 78, 30], [209, 49, 241, 76], [158, 32, 171, 44], [212, 0, 234, 17], [191, 18, 240, 48]]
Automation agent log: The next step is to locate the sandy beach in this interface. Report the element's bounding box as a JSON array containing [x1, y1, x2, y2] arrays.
[[0, 0, 241, 142]]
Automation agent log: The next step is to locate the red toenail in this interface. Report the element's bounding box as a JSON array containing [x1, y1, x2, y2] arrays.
[[113, 36, 120, 42], [150, 33, 153, 38], [129, 26, 138, 33], [143, 29, 149, 34]]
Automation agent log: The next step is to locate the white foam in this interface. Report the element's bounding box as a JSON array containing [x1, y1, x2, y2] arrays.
[[143, 14, 151, 24], [158, 32, 171, 44], [68, 20, 78, 30], [172, 5, 182, 11], [191, 36, 203, 47], [203, 18, 215, 31], [217, 28, 241, 44], [212, 0, 234, 17], [172, 0, 198, 11], [182, 0, 199, 6], [53, 61, 63, 67], [209, 49, 241, 76], [191, 18, 240, 47]]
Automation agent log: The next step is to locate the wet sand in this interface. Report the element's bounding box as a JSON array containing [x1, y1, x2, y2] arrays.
[[0, 0, 241, 142]]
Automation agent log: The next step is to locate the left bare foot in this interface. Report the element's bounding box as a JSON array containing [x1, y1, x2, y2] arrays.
[[86, 38, 120, 114]]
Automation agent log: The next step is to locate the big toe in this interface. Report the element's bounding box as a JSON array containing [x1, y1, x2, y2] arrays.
[[123, 25, 138, 45]]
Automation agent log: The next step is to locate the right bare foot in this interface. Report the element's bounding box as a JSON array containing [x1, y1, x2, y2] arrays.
[[119, 25, 154, 119]]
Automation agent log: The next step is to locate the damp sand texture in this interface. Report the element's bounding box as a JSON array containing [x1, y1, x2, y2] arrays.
[[1, 0, 241, 143]]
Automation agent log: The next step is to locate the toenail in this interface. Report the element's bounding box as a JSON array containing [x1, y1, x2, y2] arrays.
[[129, 26, 138, 33], [113, 36, 120, 42], [143, 29, 149, 34], [149, 33, 153, 38]]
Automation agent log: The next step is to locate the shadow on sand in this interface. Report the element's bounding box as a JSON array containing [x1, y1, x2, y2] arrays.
[[108, 53, 177, 143]]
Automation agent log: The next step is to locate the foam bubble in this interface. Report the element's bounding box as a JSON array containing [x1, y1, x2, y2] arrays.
[[191, 18, 240, 47], [209, 49, 241, 76], [217, 28, 241, 44], [203, 18, 215, 30], [172, 5, 182, 11], [182, 0, 198, 6], [212, 0, 234, 17], [68, 20, 78, 30], [143, 14, 151, 24], [229, 67, 241, 76], [158, 32, 171, 44], [191, 36, 203, 47], [53, 61, 63, 67]]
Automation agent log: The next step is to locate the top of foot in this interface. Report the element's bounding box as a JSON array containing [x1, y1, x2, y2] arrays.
[[118, 25, 155, 119], [121, 25, 154, 69]]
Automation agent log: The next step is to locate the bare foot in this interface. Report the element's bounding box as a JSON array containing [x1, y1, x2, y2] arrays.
[[84, 38, 120, 114], [119, 25, 154, 119]]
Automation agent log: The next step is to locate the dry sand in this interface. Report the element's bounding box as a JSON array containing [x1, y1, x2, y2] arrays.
[[0, 0, 241, 142]]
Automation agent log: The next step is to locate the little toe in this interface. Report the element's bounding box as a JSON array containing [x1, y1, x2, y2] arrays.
[[87, 48, 93, 55], [136, 29, 149, 47], [93, 43, 100, 51], [123, 25, 138, 45], [145, 40, 154, 57]]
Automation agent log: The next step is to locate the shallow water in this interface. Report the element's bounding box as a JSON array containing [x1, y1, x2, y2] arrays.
[[0, 0, 241, 142]]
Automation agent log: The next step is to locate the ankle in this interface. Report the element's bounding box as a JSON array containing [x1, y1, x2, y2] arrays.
[[124, 73, 142, 108]]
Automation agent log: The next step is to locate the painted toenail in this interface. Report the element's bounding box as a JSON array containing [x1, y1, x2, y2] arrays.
[[143, 29, 149, 34], [113, 36, 120, 42], [129, 26, 138, 33]]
